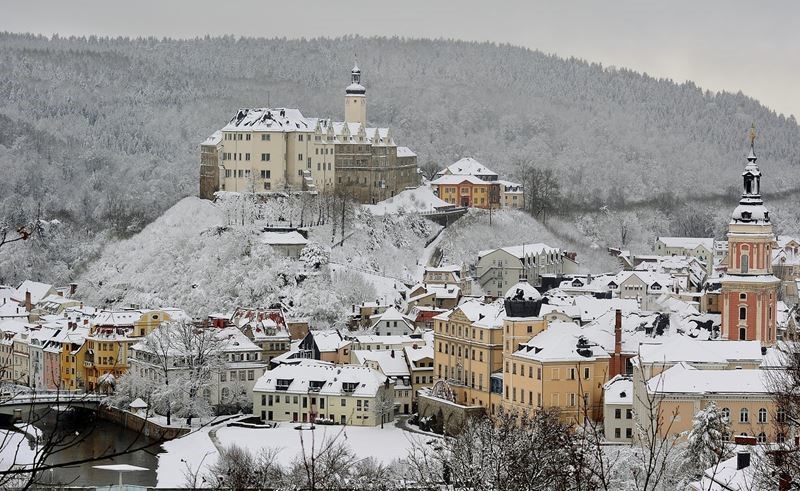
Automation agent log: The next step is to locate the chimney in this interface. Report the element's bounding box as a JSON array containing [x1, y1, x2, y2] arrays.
[[83, 319, 88, 326], [25, 291, 32, 312], [391, 349, 395, 358], [57, 290, 63, 297], [736, 450, 750, 470], [612, 309, 623, 377], [69, 283, 77, 295]]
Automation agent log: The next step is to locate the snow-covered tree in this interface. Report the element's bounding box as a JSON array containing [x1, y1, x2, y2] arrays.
[[300, 241, 329, 270], [682, 402, 732, 481]]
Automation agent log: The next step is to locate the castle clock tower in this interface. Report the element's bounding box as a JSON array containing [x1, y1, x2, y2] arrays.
[[720, 126, 780, 346], [344, 64, 366, 126]]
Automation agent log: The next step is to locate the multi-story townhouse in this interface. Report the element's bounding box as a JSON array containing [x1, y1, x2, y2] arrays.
[[476, 242, 578, 296], [404, 344, 435, 405], [253, 360, 393, 426], [354, 349, 412, 414]]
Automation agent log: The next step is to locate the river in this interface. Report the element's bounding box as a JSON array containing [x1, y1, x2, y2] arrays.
[[5, 408, 161, 488]]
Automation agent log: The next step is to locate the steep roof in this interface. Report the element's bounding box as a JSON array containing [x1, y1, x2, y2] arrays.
[[603, 375, 633, 405], [254, 360, 387, 397], [478, 243, 559, 260], [437, 158, 498, 178], [14, 280, 55, 305], [353, 350, 410, 377], [222, 108, 312, 133], [261, 231, 308, 246]]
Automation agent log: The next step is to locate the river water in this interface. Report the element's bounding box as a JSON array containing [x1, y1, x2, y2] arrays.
[[8, 408, 161, 488]]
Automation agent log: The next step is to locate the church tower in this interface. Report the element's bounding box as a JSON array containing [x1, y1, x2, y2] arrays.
[[344, 63, 366, 126], [720, 126, 780, 346]]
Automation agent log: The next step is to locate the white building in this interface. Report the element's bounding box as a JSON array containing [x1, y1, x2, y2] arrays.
[[603, 375, 634, 442], [369, 306, 416, 336], [252, 359, 392, 426]]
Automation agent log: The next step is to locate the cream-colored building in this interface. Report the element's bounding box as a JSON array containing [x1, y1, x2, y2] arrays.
[[200, 65, 418, 202], [476, 243, 578, 297], [655, 237, 715, 274], [253, 360, 392, 426], [639, 363, 780, 443]]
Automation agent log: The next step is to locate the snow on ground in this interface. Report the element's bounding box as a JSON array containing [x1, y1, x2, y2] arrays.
[[156, 422, 433, 488], [215, 422, 425, 467], [363, 186, 449, 216], [0, 429, 38, 471], [156, 425, 218, 488]]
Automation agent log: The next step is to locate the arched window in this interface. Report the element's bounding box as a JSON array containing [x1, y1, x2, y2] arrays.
[[741, 254, 749, 273], [777, 407, 786, 423], [739, 307, 747, 320], [221, 387, 230, 401], [777, 432, 786, 444], [740, 408, 749, 423], [739, 327, 747, 341], [721, 407, 730, 422], [757, 432, 767, 444], [739, 292, 747, 300], [758, 408, 768, 423]]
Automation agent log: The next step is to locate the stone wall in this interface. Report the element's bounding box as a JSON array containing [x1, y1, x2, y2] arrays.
[[98, 406, 189, 441], [417, 393, 485, 436]]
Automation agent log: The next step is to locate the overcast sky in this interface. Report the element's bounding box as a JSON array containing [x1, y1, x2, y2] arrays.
[[5, 0, 799, 118]]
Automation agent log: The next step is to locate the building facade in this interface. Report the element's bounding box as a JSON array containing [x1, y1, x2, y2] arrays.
[[199, 65, 418, 202]]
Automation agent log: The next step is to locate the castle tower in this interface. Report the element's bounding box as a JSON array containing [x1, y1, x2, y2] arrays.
[[720, 126, 780, 346], [344, 63, 366, 126]]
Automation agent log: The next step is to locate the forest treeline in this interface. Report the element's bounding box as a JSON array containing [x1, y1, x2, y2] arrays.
[[1, 32, 799, 283]]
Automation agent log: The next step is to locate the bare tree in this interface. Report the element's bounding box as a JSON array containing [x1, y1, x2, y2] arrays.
[[514, 160, 562, 224]]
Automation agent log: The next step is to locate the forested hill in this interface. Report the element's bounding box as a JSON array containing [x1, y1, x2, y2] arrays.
[[1, 32, 799, 282]]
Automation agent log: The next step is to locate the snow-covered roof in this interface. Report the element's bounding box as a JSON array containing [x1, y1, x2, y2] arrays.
[[254, 360, 387, 397], [310, 330, 350, 352], [260, 231, 308, 246], [129, 397, 148, 409], [437, 158, 498, 178], [513, 322, 610, 362], [353, 350, 410, 377], [364, 186, 451, 215], [396, 146, 416, 157], [222, 108, 312, 133], [637, 339, 763, 366], [656, 237, 714, 251], [435, 299, 505, 329], [646, 362, 769, 395], [351, 334, 416, 346], [504, 280, 541, 302], [404, 344, 433, 364], [603, 375, 633, 405], [478, 243, 559, 260], [202, 130, 222, 146], [425, 265, 461, 273], [13, 280, 54, 305]]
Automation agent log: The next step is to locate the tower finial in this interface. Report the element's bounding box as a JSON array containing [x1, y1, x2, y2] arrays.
[[747, 123, 757, 162]]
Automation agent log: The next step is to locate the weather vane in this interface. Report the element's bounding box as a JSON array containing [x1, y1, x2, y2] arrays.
[[749, 123, 757, 146]]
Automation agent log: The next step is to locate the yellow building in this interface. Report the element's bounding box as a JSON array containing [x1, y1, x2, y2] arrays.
[[58, 321, 90, 391], [433, 299, 506, 414], [84, 309, 181, 391], [502, 321, 609, 423]]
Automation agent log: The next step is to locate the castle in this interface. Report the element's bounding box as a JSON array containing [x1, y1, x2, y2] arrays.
[[199, 65, 419, 203]]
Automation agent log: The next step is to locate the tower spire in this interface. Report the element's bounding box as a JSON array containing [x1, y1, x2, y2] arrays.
[[748, 123, 757, 161]]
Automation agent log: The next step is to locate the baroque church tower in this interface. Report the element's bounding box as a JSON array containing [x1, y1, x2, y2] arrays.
[[720, 126, 780, 346], [344, 63, 367, 126]]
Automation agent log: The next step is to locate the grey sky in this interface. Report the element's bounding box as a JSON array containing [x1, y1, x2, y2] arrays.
[[5, 0, 800, 118]]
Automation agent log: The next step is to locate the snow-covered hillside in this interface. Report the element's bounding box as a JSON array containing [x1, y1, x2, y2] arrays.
[[78, 195, 438, 322], [438, 208, 618, 273]]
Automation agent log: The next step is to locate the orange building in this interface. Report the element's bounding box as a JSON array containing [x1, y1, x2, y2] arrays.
[[720, 131, 780, 347], [431, 175, 499, 209]]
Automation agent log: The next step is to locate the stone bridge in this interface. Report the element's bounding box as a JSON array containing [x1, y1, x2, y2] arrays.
[[0, 391, 103, 420]]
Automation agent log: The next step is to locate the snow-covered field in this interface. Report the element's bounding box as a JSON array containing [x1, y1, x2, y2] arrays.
[[156, 422, 432, 488]]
